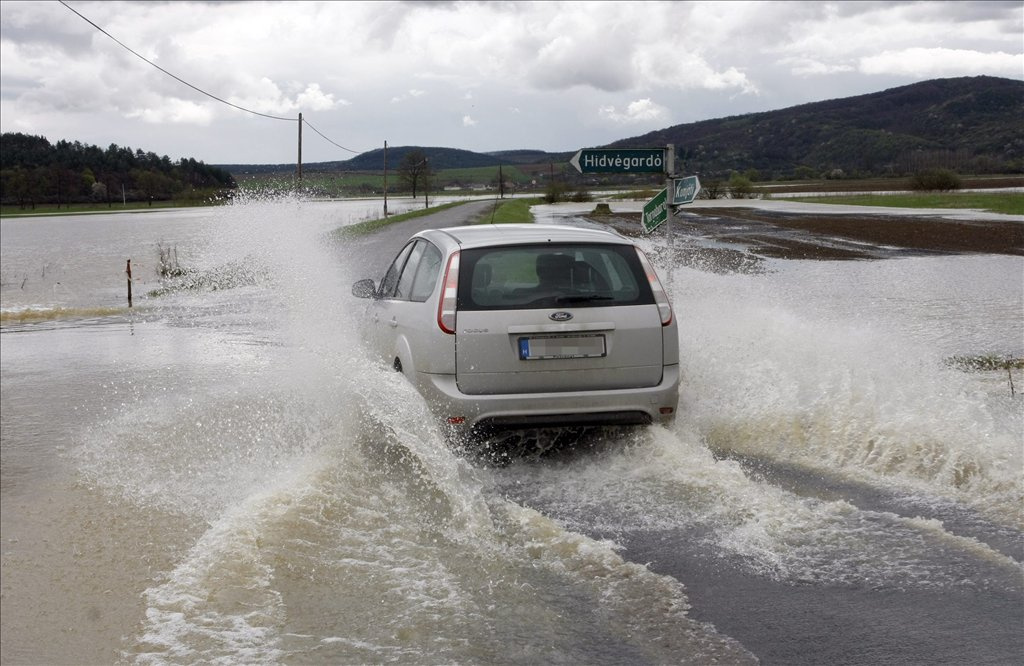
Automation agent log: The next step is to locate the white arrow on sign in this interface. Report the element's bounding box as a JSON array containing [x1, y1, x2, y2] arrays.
[[671, 175, 701, 205]]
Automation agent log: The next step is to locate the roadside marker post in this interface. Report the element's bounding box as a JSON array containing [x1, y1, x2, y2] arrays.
[[664, 144, 675, 267]]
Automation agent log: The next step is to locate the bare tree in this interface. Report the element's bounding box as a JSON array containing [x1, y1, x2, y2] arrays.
[[398, 149, 431, 198]]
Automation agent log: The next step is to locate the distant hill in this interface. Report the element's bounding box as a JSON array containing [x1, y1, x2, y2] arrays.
[[609, 76, 1023, 178], [220, 146, 515, 175], [219, 76, 1022, 180], [485, 149, 572, 165]]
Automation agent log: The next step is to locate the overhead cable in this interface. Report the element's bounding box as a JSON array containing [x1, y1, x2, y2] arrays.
[[301, 117, 362, 155]]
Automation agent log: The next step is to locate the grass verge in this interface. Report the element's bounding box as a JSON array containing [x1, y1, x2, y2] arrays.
[[783, 192, 1024, 215], [0, 306, 129, 324], [473, 197, 543, 224]]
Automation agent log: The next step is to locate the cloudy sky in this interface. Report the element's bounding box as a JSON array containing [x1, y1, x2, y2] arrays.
[[1, 1, 1021, 165]]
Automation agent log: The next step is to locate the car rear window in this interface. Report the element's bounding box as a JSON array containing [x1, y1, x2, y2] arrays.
[[457, 243, 655, 310]]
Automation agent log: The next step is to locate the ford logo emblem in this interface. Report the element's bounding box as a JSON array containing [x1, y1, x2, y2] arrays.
[[549, 311, 574, 321]]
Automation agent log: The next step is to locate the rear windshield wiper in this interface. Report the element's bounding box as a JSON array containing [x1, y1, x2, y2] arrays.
[[555, 294, 614, 304]]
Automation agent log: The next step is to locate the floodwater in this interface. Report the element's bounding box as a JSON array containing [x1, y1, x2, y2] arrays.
[[1, 195, 1021, 665]]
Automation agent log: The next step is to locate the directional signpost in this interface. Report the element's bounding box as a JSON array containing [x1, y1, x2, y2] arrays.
[[567, 144, 705, 297], [568, 145, 701, 240], [569, 149, 665, 174], [642, 188, 668, 233]]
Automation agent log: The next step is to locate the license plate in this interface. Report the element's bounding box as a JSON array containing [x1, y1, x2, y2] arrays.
[[518, 334, 606, 360]]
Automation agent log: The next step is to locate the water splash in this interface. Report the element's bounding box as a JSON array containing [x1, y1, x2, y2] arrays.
[[75, 194, 754, 664], [663, 256, 1023, 531]]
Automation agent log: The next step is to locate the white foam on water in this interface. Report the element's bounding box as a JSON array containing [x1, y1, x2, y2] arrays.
[[657, 253, 1024, 531], [500, 425, 1022, 591]]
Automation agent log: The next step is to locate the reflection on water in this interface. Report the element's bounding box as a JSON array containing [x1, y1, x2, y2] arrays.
[[1, 196, 1021, 664]]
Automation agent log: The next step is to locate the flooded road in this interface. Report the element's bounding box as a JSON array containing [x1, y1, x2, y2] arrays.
[[2, 196, 1021, 664]]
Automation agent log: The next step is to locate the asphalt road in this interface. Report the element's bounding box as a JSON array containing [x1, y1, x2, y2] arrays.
[[342, 199, 500, 282]]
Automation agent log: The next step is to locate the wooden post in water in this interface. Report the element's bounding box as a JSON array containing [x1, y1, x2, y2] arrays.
[[126, 259, 133, 308], [296, 112, 303, 185]]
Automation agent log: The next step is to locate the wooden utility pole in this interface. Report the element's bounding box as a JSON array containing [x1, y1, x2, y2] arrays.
[[383, 140, 388, 216], [296, 112, 303, 183], [126, 259, 133, 308]]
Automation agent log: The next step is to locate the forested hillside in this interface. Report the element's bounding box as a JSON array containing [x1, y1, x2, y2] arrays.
[[611, 76, 1023, 179], [0, 133, 236, 208], [222, 76, 1021, 186]]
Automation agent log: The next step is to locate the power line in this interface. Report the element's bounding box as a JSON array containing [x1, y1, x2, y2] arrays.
[[60, 1, 369, 156], [301, 117, 362, 155]]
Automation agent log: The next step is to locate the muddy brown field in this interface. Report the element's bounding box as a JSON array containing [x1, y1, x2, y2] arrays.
[[592, 208, 1024, 264]]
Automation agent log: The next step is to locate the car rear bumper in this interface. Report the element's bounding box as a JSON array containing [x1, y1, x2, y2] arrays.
[[415, 364, 680, 430]]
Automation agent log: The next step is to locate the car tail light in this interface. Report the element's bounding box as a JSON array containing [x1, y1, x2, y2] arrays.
[[437, 251, 460, 334], [636, 249, 673, 326]]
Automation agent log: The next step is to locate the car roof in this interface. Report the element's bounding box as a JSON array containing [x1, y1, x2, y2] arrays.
[[421, 224, 631, 249]]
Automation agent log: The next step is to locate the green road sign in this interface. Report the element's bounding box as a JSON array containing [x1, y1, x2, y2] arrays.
[[642, 188, 668, 233], [570, 148, 666, 174], [671, 175, 701, 204]]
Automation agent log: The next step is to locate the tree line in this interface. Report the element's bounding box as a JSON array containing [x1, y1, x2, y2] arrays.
[[0, 132, 236, 209]]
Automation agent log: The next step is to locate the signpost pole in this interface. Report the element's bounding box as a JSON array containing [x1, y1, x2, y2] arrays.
[[665, 144, 675, 294]]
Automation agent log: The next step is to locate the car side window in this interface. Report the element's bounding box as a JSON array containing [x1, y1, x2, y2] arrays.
[[379, 242, 415, 298], [409, 242, 443, 302], [394, 241, 426, 300]]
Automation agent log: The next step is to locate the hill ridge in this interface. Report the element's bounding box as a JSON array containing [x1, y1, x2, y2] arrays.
[[217, 76, 1022, 178]]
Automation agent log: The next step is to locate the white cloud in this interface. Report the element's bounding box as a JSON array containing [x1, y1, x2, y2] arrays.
[[529, 33, 633, 92], [632, 45, 759, 94], [391, 89, 427, 103], [598, 98, 670, 124], [462, 115, 477, 127], [780, 57, 856, 77], [860, 48, 1024, 78], [296, 83, 345, 111], [125, 97, 214, 125], [766, 3, 1024, 80]]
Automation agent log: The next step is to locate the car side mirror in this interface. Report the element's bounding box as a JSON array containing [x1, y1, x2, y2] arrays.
[[351, 278, 378, 299]]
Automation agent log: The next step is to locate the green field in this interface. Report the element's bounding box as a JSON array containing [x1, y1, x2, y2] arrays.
[[784, 191, 1024, 215]]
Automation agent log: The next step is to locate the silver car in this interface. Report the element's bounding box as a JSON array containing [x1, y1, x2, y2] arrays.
[[352, 224, 679, 436]]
